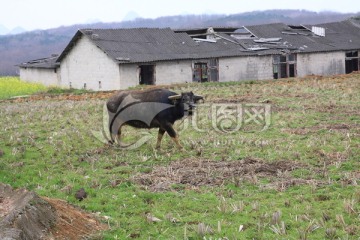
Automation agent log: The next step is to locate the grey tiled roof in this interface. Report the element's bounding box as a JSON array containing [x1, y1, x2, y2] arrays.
[[56, 27, 264, 64], [79, 28, 260, 63], [18, 55, 59, 69], [86, 21, 360, 64], [88, 28, 200, 62], [245, 20, 360, 53], [316, 20, 360, 51], [27, 20, 360, 68]]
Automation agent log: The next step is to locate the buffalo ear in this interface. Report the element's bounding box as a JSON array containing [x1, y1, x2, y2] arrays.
[[194, 95, 204, 103], [168, 94, 181, 101]]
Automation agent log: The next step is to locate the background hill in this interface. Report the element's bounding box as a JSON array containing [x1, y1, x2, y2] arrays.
[[1, 9, 358, 76]]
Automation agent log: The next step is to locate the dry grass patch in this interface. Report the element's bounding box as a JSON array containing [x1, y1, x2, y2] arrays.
[[133, 157, 312, 192]]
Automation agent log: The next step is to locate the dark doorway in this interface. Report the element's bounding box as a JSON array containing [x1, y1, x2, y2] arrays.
[[289, 64, 295, 77], [139, 65, 155, 85], [193, 63, 208, 82], [345, 51, 359, 74], [280, 63, 287, 78]]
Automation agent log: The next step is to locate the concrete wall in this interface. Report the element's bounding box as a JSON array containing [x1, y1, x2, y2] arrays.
[[297, 51, 345, 77], [219, 55, 273, 82], [60, 35, 121, 91], [117, 60, 192, 88], [119, 64, 140, 89], [155, 60, 193, 85], [20, 68, 59, 86]]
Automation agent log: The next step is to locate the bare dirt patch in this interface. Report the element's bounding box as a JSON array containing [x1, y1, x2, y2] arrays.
[[0, 183, 107, 240], [45, 197, 107, 240], [132, 157, 311, 192]]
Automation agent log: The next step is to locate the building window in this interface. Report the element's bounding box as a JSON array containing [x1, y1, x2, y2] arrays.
[[345, 51, 359, 74], [193, 62, 208, 82], [193, 59, 218, 82], [273, 54, 297, 79]]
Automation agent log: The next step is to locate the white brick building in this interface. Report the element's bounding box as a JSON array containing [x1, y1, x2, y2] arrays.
[[19, 20, 360, 90]]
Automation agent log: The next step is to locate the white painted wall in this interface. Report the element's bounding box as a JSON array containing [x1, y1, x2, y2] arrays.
[[155, 60, 193, 85], [119, 64, 141, 89], [117, 60, 192, 88], [20, 67, 59, 86], [297, 51, 345, 77], [60, 35, 121, 91], [219, 55, 273, 82]]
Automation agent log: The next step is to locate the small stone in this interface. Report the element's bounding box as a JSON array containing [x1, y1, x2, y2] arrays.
[[75, 188, 87, 201]]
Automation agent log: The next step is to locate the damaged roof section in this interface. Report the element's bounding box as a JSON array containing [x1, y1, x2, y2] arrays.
[[193, 20, 360, 55], [244, 20, 360, 53], [177, 25, 305, 54], [18, 55, 59, 69]]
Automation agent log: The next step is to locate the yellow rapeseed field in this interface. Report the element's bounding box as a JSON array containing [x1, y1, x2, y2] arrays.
[[0, 76, 46, 99]]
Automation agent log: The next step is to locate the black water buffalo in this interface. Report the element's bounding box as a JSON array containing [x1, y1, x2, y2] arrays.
[[106, 88, 203, 149]]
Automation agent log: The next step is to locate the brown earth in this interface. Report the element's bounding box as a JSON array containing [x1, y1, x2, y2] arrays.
[[0, 183, 107, 240], [45, 197, 107, 240]]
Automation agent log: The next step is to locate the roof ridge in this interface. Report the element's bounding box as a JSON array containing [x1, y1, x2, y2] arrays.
[[80, 27, 172, 31]]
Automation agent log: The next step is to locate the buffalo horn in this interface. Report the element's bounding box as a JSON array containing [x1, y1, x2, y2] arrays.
[[194, 95, 204, 102], [168, 94, 181, 100]]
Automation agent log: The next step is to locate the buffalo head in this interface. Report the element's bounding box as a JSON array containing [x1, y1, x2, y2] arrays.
[[168, 91, 204, 115]]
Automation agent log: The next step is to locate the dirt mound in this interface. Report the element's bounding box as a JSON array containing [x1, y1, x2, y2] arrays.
[[0, 183, 106, 240], [0, 183, 56, 239], [45, 197, 107, 239], [133, 157, 309, 192]]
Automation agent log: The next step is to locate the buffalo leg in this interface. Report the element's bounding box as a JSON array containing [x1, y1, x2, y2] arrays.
[[155, 128, 165, 149], [109, 120, 121, 144], [172, 137, 183, 149], [163, 123, 183, 149], [115, 126, 122, 144]]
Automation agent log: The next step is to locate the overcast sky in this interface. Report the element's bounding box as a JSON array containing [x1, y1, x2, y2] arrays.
[[1, 0, 359, 31]]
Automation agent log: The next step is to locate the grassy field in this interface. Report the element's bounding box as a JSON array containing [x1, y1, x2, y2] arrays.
[[0, 74, 359, 239]]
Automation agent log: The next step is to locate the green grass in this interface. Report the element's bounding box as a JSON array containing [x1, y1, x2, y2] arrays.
[[0, 74, 360, 239]]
